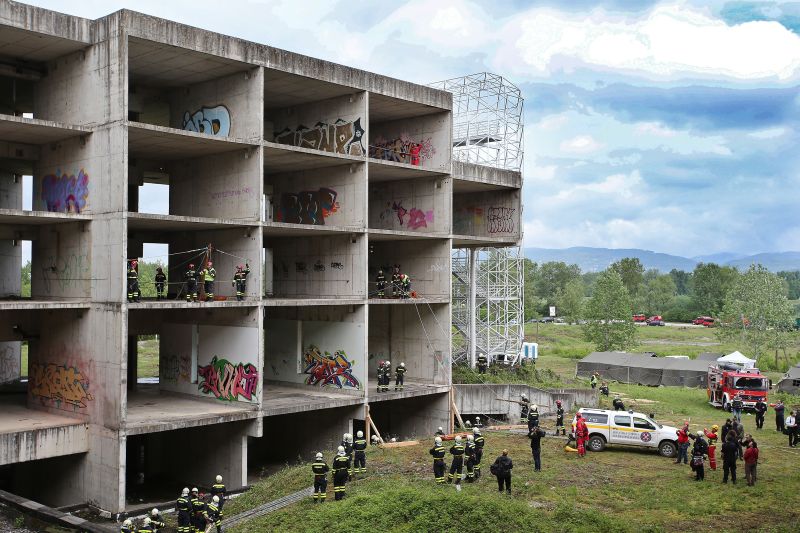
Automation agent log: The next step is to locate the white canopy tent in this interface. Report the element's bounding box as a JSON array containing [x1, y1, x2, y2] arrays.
[[717, 351, 757, 369]]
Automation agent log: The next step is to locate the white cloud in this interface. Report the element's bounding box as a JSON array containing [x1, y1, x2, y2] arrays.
[[635, 122, 676, 137], [748, 127, 788, 139], [554, 170, 644, 201], [559, 134, 603, 153]]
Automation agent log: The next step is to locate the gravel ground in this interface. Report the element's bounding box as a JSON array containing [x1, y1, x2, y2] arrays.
[[0, 512, 40, 533]]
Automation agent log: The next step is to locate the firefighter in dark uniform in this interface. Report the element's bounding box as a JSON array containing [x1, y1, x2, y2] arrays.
[[149, 508, 166, 532], [232, 263, 250, 301], [429, 436, 446, 484], [401, 274, 411, 298], [519, 394, 530, 424], [121, 519, 135, 533], [342, 433, 354, 479], [127, 260, 140, 302], [473, 427, 485, 479], [376, 270, 387, 298], [333, 446, 350, 500], [190, 487, 206, 533], [201, 261, 217, 301], [555, 400, 566, 436], [435, 426, 446, 436], [176, 487, 192, 533], [207, 496, 223, 533], [391, 264, 401, 297], [353, 430, 367, 474], [447, 436, 465, 484], [612, 395, 625, 411], [312, 452, 329, 502], [185, 264, 198, 302], [138, 518, 154, 533], [465, 434, 477, 482], [527, 404, 540, 431], [477, 354, 488, 374], [211, 474, 226, 515], [395, 362, 406, 391], [155, 267, 167, 300]]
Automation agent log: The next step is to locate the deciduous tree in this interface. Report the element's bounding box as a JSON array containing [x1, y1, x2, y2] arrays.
[[583, 269, 637, 351]]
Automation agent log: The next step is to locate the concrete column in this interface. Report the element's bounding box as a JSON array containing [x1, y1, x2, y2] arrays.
[[127, 336, 137, 392]]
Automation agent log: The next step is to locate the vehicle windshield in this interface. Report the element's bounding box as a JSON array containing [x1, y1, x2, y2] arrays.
[[733, 377, 768, 390]]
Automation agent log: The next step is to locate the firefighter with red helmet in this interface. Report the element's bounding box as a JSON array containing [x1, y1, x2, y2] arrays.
[[127, 260, 140, 302], [232, 263, 250, 301], [185, 263, 198, 302]]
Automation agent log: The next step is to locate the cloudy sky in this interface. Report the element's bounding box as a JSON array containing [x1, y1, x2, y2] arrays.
[[28, 0, 800, 258]]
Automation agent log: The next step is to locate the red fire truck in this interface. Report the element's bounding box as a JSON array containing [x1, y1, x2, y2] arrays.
[[707, 364, 768, 411]]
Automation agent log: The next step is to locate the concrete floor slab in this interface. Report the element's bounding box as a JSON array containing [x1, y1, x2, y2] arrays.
[[367, 381, 450, 403], [127, 212, 260, 231], [264, 141, 365, 173], [367, 297, 449, 305], [0, 300, 91, 310], [451, 234, 520, 247], [0, 396, 84, 435], [128, 121, 259, 159], [0, 209, 91, 225], [128, 299, 259, 309], [263, 221, 365, 237], [261, 383, 364, 417], [367, 228, 449, 241], [368, 159, 447, 182], [263, 297, 366, 307], [125, 387, 259, 435], [0, 114, 91, 144]]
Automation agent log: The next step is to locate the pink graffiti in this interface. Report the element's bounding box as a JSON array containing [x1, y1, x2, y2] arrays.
[[198, 356, 259, 401], [42, 169, 89, 213], [407, 208, 433, 230], [369, 134, 435, 166]]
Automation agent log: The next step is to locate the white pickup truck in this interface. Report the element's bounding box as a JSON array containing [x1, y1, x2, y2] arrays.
[[573, 408, 679, 457]]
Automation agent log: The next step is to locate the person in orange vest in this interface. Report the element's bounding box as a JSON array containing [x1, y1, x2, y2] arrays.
[[704, 425, 719, 470], [575, 413, 589, 457]]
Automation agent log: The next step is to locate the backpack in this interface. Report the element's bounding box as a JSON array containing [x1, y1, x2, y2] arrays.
[[490, 462, 500, 476]]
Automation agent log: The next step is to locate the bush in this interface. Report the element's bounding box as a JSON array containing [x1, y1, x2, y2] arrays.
[[662, 295, 697, 323]]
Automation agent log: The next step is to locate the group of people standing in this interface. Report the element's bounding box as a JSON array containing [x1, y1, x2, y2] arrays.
[[312, 432, 369, 502], [125, 260, 250, 303], [376, 361, 406, 392], [375, 265, 412, 299]]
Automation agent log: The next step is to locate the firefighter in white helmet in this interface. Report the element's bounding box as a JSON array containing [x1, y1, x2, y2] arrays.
[[342, 433, 354, 479], [121, 518, 134, 533], [211, 474, 226, 515], [333, 446, 350, 500], [207, 495, 223, 532], [395, 361, 406, 391], [353, 430, 367, 475], [312, 452, 329, 502], [149, 508, 165, 532], [176, 488, 192, 533], [138, 517, 153, 533], [429, 436, 446, 484], [448, 436, 465, 485]]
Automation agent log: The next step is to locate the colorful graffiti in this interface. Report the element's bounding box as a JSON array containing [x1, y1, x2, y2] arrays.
[[182, 105, 231, 137], [274, 118, 365, 156], [198, 356, 259, 401], [379, 201, 434, 230], [29, 362, 94, 410], [487, 207, 515, 234], [369, 134, 435, 166], [42, 169, 89, 213], [303, 345, 360, 389], [276, 187, 338, 225]]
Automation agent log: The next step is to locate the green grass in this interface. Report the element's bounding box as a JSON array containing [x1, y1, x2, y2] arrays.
[[137, 338, 159, 378], [20, 342, 27, 378]]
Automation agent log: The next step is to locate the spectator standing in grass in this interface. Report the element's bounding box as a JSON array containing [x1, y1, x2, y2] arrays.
[[743, 440, 759, 486], [774, 400, 785, 433], [491, 449, 513, 494], [721, 433, 738, 484], [786, 411, 798, 447]]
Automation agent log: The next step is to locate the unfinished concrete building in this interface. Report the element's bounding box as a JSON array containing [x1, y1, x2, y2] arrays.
[[0, 2, 522, 513]]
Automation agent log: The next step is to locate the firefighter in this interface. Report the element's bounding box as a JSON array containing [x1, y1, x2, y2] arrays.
[[473, 427, 484, 479], [519, 394, 530, 425], [477, 354, 488, 374], [127, 260, 140, 302], [312, 452, 329, 502], [704, 425, 719, 471], [201, 261, 216, 301], [575, 413, 588, 457], [391, 264, 401, 297], [185, 264, 199, 302], [447, 435, 465, 485], [612, 395, 625, 411], [376, 270, 387, 298], [465, 434, 477, 482], [675, 423, 690, 464], [353, 430, 367, 475], [149, 508, 166, 532], [474, 416, 483, 428], [555, 400, 566, 436], [211, 474, 226, 514], [376, 361, 384, 393], [599, 381, 610, 396], [232, 264, 250, 301], [383, 361, 392, 392], [754, 399, 767, 430], [332, 445, 350, 500], [395, 362, 406, 391], [121, 519, 135, 533], [590, 372, 598, 389], [371, 434, 380, 446], [342, 433, 354, 479], [527, 404, 540, 431], [138, 518, 154, 533], [176, 487, 192, 533], [691, 431, 708, 481], [207, 496, 223, 533], [400, 274, 411, 298], [154, 267, 167, 300], [430, 436, 446, 484], [190, 487, 206, 533]]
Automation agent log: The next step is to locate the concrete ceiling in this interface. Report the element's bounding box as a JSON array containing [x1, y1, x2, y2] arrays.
[[264, 69, 356, 110], [127, 212, 260, 231], [370, 93, 445, 122], [128, 37, 251, 86], [128, 122, 256, 160], [263, 141, 363, 174], [263, 222, 360, 238], [367, 229, 448, 242], [0, 26, 87, 63], [368, 160, 447, 182], [0, 114, 90, 144], [0, 208, 90, 225], [452, 178, 513, 193]]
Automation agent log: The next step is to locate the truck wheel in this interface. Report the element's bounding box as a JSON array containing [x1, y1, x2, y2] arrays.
[[587, 435, 606, 452], [658, 440, 677, 458]]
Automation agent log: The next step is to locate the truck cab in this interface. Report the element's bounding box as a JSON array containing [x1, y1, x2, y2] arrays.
[[574, 408, 678, 457], [707, 365, 768, 410]]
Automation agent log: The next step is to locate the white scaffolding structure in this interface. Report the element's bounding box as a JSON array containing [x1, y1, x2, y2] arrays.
[[430, 72, 523, 172], [452, 247, 525, 366]]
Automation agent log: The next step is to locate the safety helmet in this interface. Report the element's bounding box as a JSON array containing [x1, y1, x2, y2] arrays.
[[435, 437, 442, 445], [123, 519, 133, 527], [521, 394, 528, 401], [712, 424, 719, 431], [438, 426, 443, 432], [189, 263, 195, 268], [191, 487, 198, 494], [316, 452, 324, 460], [697, 430, 704, 437], [212, 495, 219, 503], [131, 260, 138, 267], [151, 508, 159, 517], [357, 430, 363, 438], [474, 416, 480, 422], [143, 517, 151, 526], [400, 362, 405, 367], [532, 404, 538, 410], [455, 436, 462, 443], [237, 264, 243, 271], [216, 474, 222, 483], [473, 427, 481, 435], [337, 445, 345, 453], [207, 261, 213, 266], [467, 434, 474, 441], [556, 400, 562, 406], [391, 437, 397, 442], [181, 487, 189, 496]]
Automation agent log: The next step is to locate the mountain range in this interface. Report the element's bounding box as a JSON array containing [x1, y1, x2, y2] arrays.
[[524, 247, 800, 273]]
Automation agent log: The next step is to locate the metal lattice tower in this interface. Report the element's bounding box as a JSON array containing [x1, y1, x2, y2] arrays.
[[452, 247, 524, 366], [430, 72, 523, 172]]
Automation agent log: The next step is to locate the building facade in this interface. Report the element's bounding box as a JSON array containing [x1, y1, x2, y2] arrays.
[[0, 2, 521, 512]]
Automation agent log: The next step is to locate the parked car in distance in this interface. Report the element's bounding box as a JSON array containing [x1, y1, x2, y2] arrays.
[[692, 316, 715, 327], [646, 315, 665, 326], [632, 314, 647, 322], [539, 317, 555, 323]]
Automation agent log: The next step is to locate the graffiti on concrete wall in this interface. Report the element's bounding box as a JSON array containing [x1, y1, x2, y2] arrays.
[[29, 362, 94, 410], [42, 169, 89, 213], [0, 346, 18, 384], [274, 118, 365, 156], [379, 201, 434, 230], [161, 353, 190, 383], [198, 356, 259, 401], [487, 207, 515, 234], [276, 187, 339, 225], [182, 105, 231, 137], [330, 262, 344, 270], [303, 345, 360, 389], [39, 253, 89, 293], [369, 134, 435, 166]]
